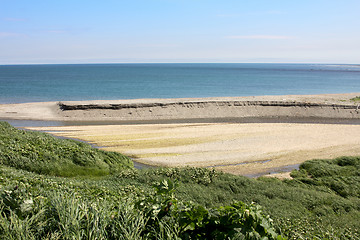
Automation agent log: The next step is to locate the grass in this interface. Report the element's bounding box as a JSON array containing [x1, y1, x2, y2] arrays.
[[1, 121, 360, 239], [350, 96, 360, 102], [0, 166, 283, 239], [0, 121, 133, 177]]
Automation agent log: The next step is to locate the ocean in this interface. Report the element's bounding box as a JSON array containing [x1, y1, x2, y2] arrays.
[[0, 63, 360, 104]]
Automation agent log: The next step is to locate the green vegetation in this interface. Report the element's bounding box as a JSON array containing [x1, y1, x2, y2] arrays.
[[350, 96, 360, 102], [1, 121, 360, 239], [0, 122, 133, 177]]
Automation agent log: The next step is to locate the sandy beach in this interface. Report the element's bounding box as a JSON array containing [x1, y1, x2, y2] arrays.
[[1, 93, 360, 122], [2, 93, 360, 177]]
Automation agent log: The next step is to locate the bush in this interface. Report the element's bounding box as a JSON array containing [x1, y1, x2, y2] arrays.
[[0, 121, 133, 177], [0, 179, 285, 240], [291, 156, 360, 198]]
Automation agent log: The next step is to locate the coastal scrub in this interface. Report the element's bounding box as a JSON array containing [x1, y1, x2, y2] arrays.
[[1, 122, 360, 239], [0, 121, 133, 177]]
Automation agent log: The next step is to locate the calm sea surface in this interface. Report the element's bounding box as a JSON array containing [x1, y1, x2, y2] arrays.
[[0, 63, 360, 104]]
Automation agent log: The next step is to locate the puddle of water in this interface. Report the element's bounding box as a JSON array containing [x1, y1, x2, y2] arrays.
[[206, 159, 272, 168], [2, 119, 65, 127], [244, 164, 300, 178]]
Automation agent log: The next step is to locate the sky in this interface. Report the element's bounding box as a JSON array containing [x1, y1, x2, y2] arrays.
[[1, 0, 360, 64]]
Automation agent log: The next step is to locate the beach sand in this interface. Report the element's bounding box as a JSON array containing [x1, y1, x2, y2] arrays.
[[1, 93, 360, 122], [2, 93, 360, 177], [25, 122, 360, 177]]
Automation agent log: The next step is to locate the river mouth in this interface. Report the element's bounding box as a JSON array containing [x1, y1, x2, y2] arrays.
[[4, 116, 360, 128]]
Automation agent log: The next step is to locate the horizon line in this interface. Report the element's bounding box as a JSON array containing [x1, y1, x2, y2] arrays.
[[1, 62, 359, 66]]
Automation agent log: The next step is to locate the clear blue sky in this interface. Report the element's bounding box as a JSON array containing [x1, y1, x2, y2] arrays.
[[1, 0, 359, 64]]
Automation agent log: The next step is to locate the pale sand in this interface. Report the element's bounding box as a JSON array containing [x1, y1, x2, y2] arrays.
[[2, 93, 360, 177], [1, 93, 360, 121], [0, 102, 60, 121], [26, 122, 360, 176]]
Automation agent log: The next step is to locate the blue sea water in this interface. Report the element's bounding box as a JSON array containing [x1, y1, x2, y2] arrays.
[[0, 63, 360, 104]]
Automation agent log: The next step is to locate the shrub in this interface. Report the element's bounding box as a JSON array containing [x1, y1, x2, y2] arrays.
[[0, 121, 133, 177]]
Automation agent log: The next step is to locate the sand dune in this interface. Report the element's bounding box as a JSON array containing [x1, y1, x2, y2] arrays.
[[1, 93, 360, 122]]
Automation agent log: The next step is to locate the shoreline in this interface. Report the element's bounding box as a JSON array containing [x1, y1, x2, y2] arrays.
[[0, 93, 360, 122], [4, 117, 360, 129]]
